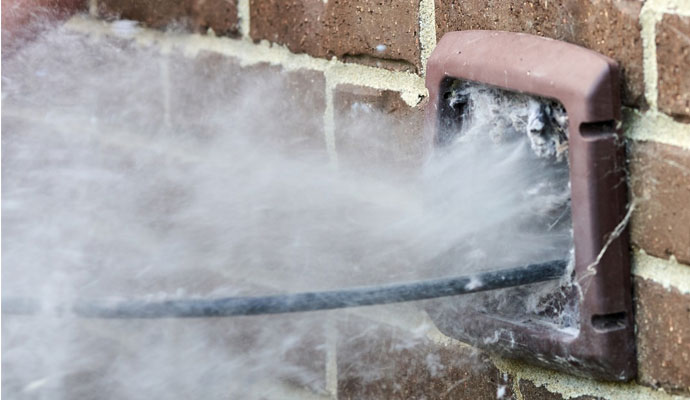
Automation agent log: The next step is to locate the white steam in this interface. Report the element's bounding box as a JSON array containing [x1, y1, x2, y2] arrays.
[[2, 19, 572, 398]]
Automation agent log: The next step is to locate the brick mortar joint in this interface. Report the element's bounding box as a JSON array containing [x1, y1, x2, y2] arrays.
[[512, 377, 526, 400], [644, 0, 690, 15], [323, 74, 338, 166], [66, 16, 690, 151], [633, 250, 690, 294], [640, 1, 661, 112], [418, 0, 437, 77], [324, 317, 338, 399], [623, 107, 690, 150], [65, 16, 428, 106], [88, 0, 97, 17], [237, 0, 250, 40], [489, 356, 687, 400]]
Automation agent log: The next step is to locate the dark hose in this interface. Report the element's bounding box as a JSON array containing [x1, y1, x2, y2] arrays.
[[3, 259, 567, 319]]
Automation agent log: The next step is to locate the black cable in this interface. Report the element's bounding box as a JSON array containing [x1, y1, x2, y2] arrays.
[[3, 259, 567, 319]]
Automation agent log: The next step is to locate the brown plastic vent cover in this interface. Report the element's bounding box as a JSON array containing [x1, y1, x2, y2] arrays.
[[424, 31, 635, 381]]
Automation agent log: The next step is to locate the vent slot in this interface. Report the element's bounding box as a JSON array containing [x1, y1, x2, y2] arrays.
[[591, 312, 627, 331], [580, 120, 616, 137]]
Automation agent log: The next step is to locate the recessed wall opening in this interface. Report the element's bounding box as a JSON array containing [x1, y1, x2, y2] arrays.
[[433, 77, 578, 330]]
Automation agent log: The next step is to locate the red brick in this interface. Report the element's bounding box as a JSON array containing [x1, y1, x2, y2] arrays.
[[250, 0, 422, 73], [98, 0, 240, 37], [192, 0, 241, 36], [629, 141, 690, 265], [336, 316, 513, 399], [1, 0, 86, 29], [434, 0, 645, 108], [333, 84, 427, 176], [98, 0, 192, 29], [634, 277, 690, 394], [2, 0, 87, 54], [656, 14, 690, 121], [168, 51, 327, 158]]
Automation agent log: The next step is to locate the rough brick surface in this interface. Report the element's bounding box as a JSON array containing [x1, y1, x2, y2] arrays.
[[518, 380, 601, 400], [98, 0, 239, 36], [98, 0, 190, 29], [635, 277, 690, 394], [1, 0, 85, 31], [333, 84, 426, 175], [336, 316, 513, 399], [2, 0, 87, 54], [434, 0, 645, 107], [192, 0, 241, 36], [250, 0, 421, 72], [656, 14, 690, 121], [629, 141, 690, 265], [168, 51, 327, 158]]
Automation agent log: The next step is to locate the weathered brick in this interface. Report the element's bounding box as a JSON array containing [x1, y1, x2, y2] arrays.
[[250, 0, 422, 73], [518, 380, 602, 400], [656, 14, 690, 121], [336, 316, 514, 399], [2, 0, 85, 30], [629, 141, 690, 265], [333, 84, 426, 175], [192, 0, 241, 36], [98, 0, 240, 37], [168, 51, 327, 158], [98, 0, 191, 29], [634, 277, 690, 394], [2, 0, 87, 54], [434, 0, 645, 107], [249, 1, 325, 59]]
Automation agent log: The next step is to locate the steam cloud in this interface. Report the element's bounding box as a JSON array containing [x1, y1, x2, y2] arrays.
[[2, 16, 573, 398]]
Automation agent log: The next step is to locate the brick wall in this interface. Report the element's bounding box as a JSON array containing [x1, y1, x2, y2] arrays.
[[2, 0, 86, 54], [63, 0, 690, 397]]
